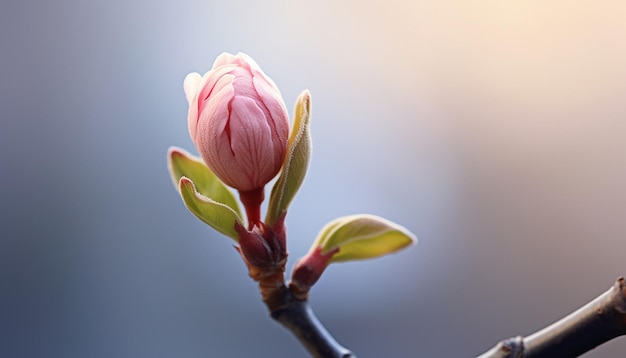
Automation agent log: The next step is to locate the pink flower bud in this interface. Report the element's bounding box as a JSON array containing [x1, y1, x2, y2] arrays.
[[184, 52, 289, 193]]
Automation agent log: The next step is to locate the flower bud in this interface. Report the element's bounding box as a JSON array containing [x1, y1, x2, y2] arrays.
[[184, 52, 289, 193]]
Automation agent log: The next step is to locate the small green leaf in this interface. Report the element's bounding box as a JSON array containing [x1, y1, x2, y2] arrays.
[[168, 146, 241, 217], [313, 214, 416, 263], [266, 90, 312, 226], [179, 177, 243, 240]]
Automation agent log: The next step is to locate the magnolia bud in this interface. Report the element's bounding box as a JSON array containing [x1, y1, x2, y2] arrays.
[[184, 52, 289, 193]]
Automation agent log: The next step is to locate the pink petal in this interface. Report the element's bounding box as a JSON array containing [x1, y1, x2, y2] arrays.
[[228, 96, 274, 190], [252, 75, 289, 153]]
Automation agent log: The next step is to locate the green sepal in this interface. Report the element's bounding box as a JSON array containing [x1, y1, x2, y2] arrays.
[[313, 214, 416, 263], [178, 177, 243, 240], [167, 146, 242, 218], [266, 90, 312, 226]]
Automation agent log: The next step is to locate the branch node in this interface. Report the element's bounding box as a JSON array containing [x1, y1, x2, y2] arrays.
[[477, 336, 523, 358]]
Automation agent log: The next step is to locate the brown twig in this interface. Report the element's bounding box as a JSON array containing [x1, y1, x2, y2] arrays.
[[242, 256, 355, 358], [478, 277, 626, 358], [263, 284, 356, 358]]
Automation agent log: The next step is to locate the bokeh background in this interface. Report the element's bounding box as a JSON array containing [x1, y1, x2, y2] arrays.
[[2, 0, 625, 357]]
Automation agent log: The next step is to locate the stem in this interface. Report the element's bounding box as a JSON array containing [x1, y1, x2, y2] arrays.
[[239, 188, 264, 229], [264, 285, 356, 358], [478, 277, 626, 358]]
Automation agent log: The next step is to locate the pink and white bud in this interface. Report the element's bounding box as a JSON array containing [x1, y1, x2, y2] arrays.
[[184, 52, 289, 194]]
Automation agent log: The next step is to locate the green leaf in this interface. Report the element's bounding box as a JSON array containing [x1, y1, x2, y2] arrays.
[[266, 90, 312, 226], [313, 214, 416, 263], [179, 177, 243, 240], [168, 146, 241, 218]]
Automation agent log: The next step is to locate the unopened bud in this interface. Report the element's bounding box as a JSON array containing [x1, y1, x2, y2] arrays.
[[184, 52, 289, 193]]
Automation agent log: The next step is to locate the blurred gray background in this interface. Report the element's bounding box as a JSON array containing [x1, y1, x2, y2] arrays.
[[1, 0, 625, 357]]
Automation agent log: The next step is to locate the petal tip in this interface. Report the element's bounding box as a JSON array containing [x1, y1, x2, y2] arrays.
[[183, 72, 202, 104]]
